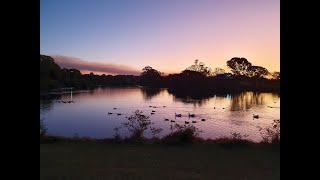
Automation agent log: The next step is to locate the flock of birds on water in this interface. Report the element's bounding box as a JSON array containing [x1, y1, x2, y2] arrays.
[[55, 98, 279, 123], [106, 104, 270, 124]]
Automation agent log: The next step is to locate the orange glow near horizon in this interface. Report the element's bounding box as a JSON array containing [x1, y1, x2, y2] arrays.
[[42, 0, 279, 75]]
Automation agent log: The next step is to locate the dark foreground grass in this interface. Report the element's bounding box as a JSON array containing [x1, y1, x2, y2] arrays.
[[40, 142, 279, 180]]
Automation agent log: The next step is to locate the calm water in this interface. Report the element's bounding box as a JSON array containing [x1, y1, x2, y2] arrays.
[[40, 87, 280, 142]]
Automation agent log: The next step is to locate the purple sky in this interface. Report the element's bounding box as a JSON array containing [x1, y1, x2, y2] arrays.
[[41, 0, 280, 75]]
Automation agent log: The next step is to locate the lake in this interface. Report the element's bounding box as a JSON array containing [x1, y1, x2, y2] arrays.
[[40, 87, 280, 142]]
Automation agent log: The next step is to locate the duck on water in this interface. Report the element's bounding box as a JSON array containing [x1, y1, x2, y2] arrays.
[[253, 114, 259, 119], [188, 113, 195, 118], [175, 113, 182, 117]]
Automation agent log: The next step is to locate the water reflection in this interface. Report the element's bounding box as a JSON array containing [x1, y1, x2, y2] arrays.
[[140, 87, 218, 107], [230, 92, 265, 111], [140, 88, 163, 100], [168, 88, 215, 107], [172, 96, 211, 107], [40, 87, 280, 141], [168, 90, 280, 110]]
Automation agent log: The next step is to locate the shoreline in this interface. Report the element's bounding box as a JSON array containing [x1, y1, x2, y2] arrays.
[[40, 135, 279, 146]]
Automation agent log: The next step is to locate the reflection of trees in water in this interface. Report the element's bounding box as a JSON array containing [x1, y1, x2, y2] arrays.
[[230, 92, 273, 111], [40, 94, 61, 113], [270, 92, 280, 102], [172, 96, 211, 107], [169, 89, 230, 107], [271, 92, 280, 98], [40, 99, 54, 114], [168, 88, 212, 107], [140, 88, 163, 100]]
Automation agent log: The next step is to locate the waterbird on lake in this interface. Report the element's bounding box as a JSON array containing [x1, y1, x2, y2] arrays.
[[253, 114, 259, 119], [117, 113, 122, 116], [185, 121, 189, 124], [192, 121, 197, 123], [152, 110, 156, 112], [175, 113, 182, 117], [108, 112, 112, 115], [163, 106, 166, 107], [151, 112, 155, 115], [222, 108, 225, 109], [188, 113, 195, 118], [201, 119, 206, 121], [214, 107, 216, 109], [113, 108, 117, 110], [170, 120, 175, 122], [149, 105, 152, 107], [164, 118, 169, 121]]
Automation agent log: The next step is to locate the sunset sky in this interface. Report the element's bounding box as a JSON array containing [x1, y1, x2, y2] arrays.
[[41, 0, 279, 75]]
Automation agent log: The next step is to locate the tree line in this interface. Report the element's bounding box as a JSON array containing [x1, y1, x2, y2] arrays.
[[40, 55, 279, 93], [139, 58, 279, 93], [40, 55, 139, 91]]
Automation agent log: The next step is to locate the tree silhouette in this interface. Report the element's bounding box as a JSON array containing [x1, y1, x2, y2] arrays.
[[227, 57, 252, 76], [212, 67, 226, 76], [40, 54, 139, 90], [247, 66, 269, 78], [140, 66, 162, 87], [186, 59, 213, 76]]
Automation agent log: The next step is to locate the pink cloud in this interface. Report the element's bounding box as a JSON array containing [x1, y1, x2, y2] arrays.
[[52, 55, 141, 75]]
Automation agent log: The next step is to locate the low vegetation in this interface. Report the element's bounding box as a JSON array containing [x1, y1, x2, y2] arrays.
[[161, 124, 202, 145], [260, 119, 280, 144]]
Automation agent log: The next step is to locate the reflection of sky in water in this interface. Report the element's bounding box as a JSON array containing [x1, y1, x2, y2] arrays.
[[40, 87, 280, 142]]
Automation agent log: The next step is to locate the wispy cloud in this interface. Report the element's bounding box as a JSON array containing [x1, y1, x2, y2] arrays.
[[52, 55, 141, 75]]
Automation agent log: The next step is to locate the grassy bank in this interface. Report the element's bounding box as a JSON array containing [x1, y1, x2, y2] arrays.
[[40, 141, 279, 180]]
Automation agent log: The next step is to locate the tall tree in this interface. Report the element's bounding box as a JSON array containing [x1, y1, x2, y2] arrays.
[[140, 66, 162, 86], [226, 57, 252, 76], [40, 55, 63, 90]]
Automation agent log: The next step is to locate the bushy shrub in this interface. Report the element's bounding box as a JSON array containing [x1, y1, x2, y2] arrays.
[[260, 119, 280, 144], [162, 124, 201, 144], [120, 110, 162, 143]]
